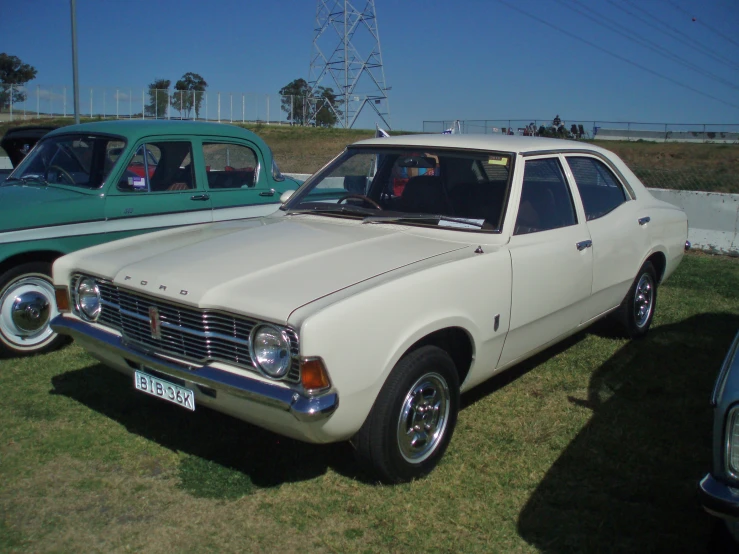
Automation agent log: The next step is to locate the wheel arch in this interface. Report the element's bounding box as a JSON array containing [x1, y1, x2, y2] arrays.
[[645, 250, 667, 284], [0, 250, 65, 278], [402, 326, 474, 387]]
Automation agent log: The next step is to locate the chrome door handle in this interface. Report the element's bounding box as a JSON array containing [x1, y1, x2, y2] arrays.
[[576, 240, 593, 251], [638, 216, 651, 226], [190, 194, 210, 201], [259, 188, 276, 197]]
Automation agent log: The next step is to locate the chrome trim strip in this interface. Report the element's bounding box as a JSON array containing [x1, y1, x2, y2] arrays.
[[711, 330, 739, 406], [50, 315, 338, 422]]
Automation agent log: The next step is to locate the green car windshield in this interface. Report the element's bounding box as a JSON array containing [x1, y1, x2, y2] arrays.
[[8, 134, 126, 189]]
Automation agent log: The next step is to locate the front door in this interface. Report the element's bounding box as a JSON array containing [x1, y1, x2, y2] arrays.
[[104, 140, 213, 240], [498, 156, 593, 368]]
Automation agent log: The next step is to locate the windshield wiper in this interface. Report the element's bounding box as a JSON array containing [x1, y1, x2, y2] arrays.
[[2, 174, 49, 186], [363, 214, 485, 229], [19, 174, 49, 185], [287, 205, 379, 217]]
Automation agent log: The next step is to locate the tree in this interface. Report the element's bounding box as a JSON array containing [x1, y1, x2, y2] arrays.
[[144, 78, 171, 118], [0, 53, 37, 111], [279, 78, 342, 127], [279, 78, 309, 125], [171, 72, 207, 119], [314, 86, 341, 127]]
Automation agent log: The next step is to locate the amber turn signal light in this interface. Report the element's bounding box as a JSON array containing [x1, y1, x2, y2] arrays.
[[55, 286, 71, 313], [300, 357, 331, 391]]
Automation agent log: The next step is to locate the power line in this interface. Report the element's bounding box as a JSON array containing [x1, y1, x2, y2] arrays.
[[492, 0, 739, 111], [555, 0, 739, 91], [606, 0, 739, 72], [662, 0, 739, 50]]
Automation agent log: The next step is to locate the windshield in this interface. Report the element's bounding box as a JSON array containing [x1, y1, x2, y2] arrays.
[[284, 146, 514, 231], [7, 134, 126, 189]]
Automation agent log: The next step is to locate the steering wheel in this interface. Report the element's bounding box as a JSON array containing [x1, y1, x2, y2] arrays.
[[337, 194, 382, 210], [48, 165, 75, 185]]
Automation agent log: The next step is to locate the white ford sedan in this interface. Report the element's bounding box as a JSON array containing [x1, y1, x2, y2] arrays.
[[51, 134, 688, 482]]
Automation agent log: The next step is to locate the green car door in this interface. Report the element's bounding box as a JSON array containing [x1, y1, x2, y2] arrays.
[[198, 139, 285, 222], [104, 139, 213, 240]]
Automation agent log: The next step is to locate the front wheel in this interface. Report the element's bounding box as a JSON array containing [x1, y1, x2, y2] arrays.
[[0, 262, 68, 357], [353, 345, 460, 483]]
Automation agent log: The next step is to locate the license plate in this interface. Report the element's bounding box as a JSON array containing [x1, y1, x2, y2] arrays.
[[134, 370, 196, 411]]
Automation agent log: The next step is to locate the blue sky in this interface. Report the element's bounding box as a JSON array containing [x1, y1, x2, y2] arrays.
[[2, 0, 738, 131]]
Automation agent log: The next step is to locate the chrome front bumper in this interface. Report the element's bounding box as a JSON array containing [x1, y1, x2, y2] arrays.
[[699, 474, 739, 520], [51, 315, 338, 423]]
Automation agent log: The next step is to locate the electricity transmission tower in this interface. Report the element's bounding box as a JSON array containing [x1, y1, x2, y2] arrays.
[[309, 0, 391, 129]]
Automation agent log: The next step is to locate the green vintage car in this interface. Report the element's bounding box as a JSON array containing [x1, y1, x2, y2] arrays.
[[0, 120, 300, 356]]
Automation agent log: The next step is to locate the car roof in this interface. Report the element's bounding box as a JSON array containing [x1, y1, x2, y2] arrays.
[[353, 133, 614, 156], [46, 120, 269, 150]]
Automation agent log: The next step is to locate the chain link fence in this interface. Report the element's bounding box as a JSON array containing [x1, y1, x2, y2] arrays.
[[630, 167, 738, 194], [424, 119, 739, 144], [0, 84, 344, 126]]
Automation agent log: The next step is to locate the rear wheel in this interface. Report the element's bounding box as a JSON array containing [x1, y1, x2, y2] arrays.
[[0, 262, 68, 357], [616, 261, 657, 339], [354, 345, 459, 483]]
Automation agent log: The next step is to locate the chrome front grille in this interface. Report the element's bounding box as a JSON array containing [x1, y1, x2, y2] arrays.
[[85, 277, 300, 383]]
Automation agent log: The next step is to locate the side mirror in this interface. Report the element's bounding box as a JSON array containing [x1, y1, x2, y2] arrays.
[[280, 190, 296, 203]]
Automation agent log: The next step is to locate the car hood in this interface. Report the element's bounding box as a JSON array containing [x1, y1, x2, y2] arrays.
[[76, 215, 470, 323], [0, 184, 103, 233]]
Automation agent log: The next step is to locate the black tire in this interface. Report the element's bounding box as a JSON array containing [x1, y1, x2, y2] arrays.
[[0, 261, 69, 357], [354, 345, 460, 483], [616, 260, 658, 339]]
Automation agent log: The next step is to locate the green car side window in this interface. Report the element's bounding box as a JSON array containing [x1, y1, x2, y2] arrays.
[[202, 142, 259, 189], [117, 142, 194, 193]]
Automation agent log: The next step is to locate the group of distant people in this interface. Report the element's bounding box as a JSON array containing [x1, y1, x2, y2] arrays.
[[503, 115, 584, 139]]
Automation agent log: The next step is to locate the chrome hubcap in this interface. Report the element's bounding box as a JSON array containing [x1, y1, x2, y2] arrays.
[[11, 291, 50, 332], [0, 275, 58, 349], [397, 372, 450, 463], [634, 273, 654, 328]]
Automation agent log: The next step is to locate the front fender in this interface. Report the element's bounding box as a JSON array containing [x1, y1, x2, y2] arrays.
[[291, 249, 512, 441]]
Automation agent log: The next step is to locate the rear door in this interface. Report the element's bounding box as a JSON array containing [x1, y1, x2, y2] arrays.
[[498, 155, 593, 367], [104, 139, 213, 240], [563, 155, 650, 321], [198, 140, 284, 222]]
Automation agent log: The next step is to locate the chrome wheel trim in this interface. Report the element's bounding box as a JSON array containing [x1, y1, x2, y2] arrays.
[[0, 275, 59, 350], [397, 372, 451, 463], [633, 273, 654, 329]]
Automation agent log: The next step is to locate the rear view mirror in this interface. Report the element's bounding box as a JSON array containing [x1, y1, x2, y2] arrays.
[[397, 156, 436, 169]]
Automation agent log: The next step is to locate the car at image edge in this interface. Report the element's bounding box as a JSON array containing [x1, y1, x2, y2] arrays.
[[699, 330, 739, 542], [0, 120, 299, 356], [50, 133, 689, 482]]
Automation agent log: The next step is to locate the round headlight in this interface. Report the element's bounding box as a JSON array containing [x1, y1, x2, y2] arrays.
[[250, 325, 291, 378], [76, 277, 101, 321]]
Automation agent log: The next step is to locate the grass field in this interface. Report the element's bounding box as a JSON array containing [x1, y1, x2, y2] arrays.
[[1, 252, 738, 553], [1, 118, 738, 193]]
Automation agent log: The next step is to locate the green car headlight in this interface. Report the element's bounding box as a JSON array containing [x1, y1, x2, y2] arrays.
[[250, 324, 291, 378]]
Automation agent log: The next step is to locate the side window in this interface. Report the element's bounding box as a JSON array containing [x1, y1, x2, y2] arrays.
[[117, 142, 194, 193], [566, 156, 627, 220], [203, 143, 259, 189], [514, 158, 577, 235]]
